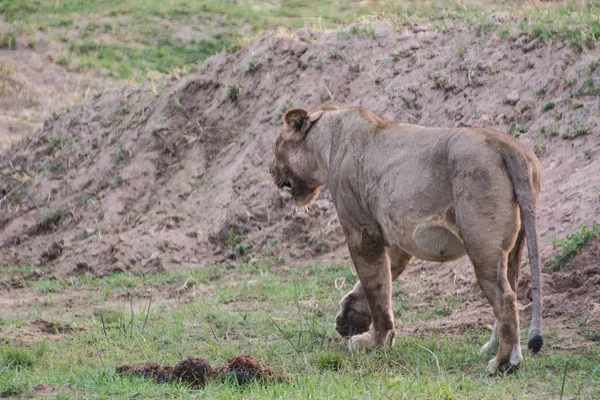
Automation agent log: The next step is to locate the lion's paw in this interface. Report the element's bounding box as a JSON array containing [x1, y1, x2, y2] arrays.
[[479, 339, 498, 356], [348, 332, 372, 352], [335, 294, 372, 338], [487, 344, 522, 375]]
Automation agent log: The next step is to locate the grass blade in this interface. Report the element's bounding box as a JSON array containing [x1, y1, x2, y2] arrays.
[[269, 314, 300, 355]]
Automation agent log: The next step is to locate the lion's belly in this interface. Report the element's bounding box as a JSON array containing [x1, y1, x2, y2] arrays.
[[384, 214, 467, 262], [409, 224, 466, 261]]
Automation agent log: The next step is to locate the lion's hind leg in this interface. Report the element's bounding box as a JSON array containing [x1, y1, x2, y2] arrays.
[[453, 167, 522, 373], [480, 226, 525, 358], [470, 245, 521, 374]]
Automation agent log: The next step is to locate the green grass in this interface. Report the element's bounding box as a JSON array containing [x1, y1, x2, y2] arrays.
[[573, 77, 600, 98], [273, 99, 293, 126], [563, 123, 590, 140], [111, 175, 125, 189], [0, 264, 38, 281], [227, 84, 242, 102], [69, 36, 231, 79], [114, 144, 126, 164], [35, 205, 68, 232], [508, 123, 527, 137], [542, 101, 555, 112], [0, 343, 47, 370], [1, 260, 599, 398], [548, 223, 600, 272], [46, 159, 64, 174], [0, 31, 18, 50], [7, 181, 30, 204], [245, 57, 260, 74], [3, 1, 600, 80]]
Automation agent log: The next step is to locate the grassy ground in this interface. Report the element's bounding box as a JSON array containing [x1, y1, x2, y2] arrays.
[[1, 260, 599, 399], [2, 1, 600, 398], [1, 1, 600, 80]]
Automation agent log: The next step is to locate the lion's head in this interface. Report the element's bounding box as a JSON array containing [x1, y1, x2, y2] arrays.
[[269, 108, 326, 208]]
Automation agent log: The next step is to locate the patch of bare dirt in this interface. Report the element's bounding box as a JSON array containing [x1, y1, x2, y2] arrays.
[[534, 239, 600, 344], [31, 383, 61, 397], [1, 20, 599, 346], [0, 319, 84, 344]]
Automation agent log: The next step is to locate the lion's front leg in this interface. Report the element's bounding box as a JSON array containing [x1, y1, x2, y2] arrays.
[[336, 246, 413, 338], [343, 228, 395, 351]]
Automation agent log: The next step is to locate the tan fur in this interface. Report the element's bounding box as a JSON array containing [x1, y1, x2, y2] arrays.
[[270, 104, 543, 373]]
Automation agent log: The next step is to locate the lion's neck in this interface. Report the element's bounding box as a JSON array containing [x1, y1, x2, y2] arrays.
[[304, 119, 334, 184]]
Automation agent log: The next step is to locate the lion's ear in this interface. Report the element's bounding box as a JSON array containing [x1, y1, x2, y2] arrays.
[[283, 108, 323, 137], [283, 108, 308, 132]]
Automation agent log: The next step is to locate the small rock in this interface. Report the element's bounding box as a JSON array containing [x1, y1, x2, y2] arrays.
[[397, 32, 415, 41], [313, 199, 331, 212], [298, 59, 309, 70], [517, 100, 533, 113], [171, 256, 182, 264], [514, 35, 529, 48], [293, 211, 310, 223], [424, 51, 439, 59], [495, 114, 506, 124], [290, 42, 308, 56], [72, 262, 92, 276], [143, 257, 164, 273], [412, 25, 428, 33], [408, 82, 422, 93], [279, 191, 292, 204], [349, 63, 360, 73], [442, 81, 457, 92], [491, 12, 512, 23], [296, 28, 312, 42], [41, 240, 64, 262], [523, 38, 540, 53], [479, 114, 493, 124], [504, 91, 520, 105], [491, 51, 505, 64], [84, 228, 96, 238]]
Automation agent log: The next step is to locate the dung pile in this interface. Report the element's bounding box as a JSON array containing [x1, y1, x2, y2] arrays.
[[116, 354, 282, 387]]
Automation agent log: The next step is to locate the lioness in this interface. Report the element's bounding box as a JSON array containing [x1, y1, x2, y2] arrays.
[[269, 103, 543, 373]]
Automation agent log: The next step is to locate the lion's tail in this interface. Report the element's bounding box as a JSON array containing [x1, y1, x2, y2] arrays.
[[500, 144, 543, 354]]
